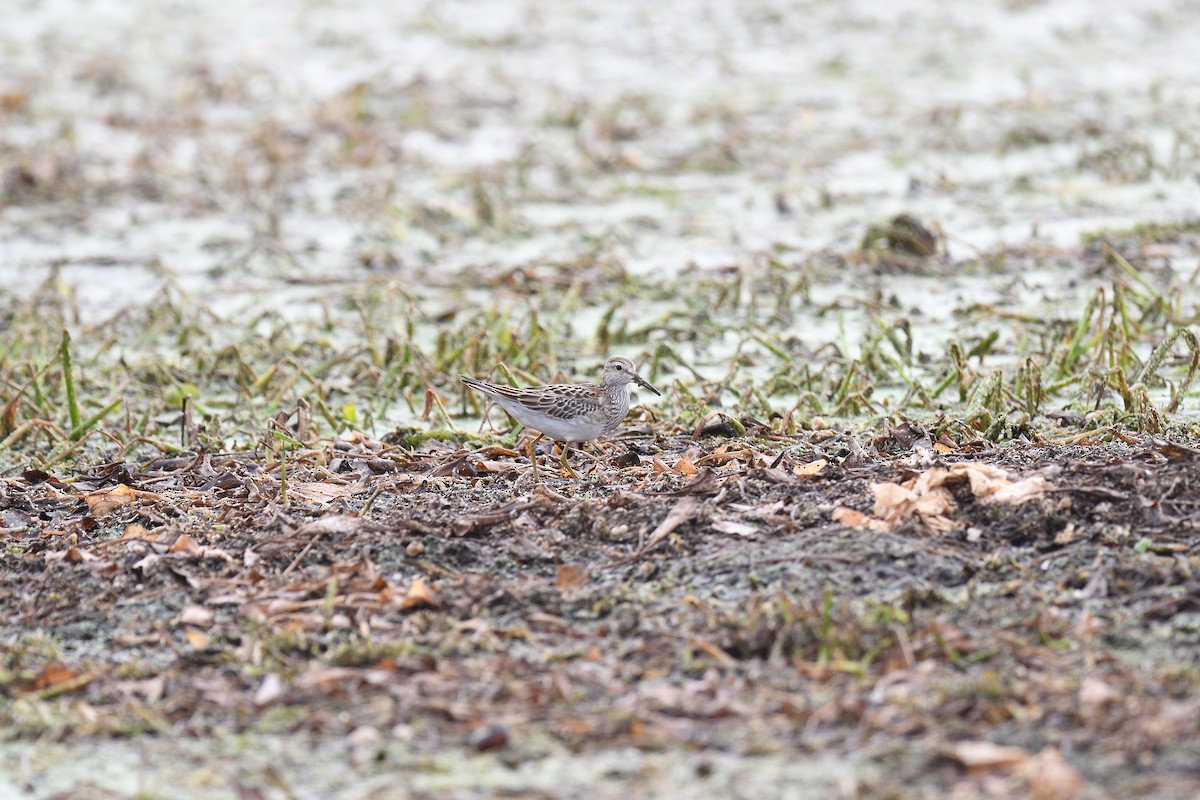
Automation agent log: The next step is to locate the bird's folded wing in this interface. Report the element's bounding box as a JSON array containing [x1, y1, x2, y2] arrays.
[[517, 384, 604, 420]]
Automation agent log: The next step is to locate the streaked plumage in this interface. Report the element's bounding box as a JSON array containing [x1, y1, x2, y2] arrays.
[[460, 356, 660, 443], [461, 357, 660, 478]]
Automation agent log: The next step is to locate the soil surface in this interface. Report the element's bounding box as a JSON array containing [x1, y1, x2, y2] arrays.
[[3, 432, 1200, 798], [3, 0, 1200, 798]]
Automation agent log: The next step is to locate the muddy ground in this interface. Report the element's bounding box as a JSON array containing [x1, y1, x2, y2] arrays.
[[3, 0, 1200, 798], [2, 431, 1199, 798]]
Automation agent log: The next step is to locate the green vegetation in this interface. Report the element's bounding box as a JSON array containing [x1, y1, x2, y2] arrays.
[[2, 236, 1197, 471]]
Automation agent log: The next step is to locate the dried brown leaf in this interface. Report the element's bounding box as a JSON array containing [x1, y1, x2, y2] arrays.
[[121, 522, 155, 541], [950, 740, 1031, 772], [23, 662, 89, 695], [643, 497, 698, 552], [1019, 747, 1083, 800], [831, 506, 890, 532], [291, 481, 362, 504], [470, 723, 510, 752], [169, 534, 201, 554], [674, 447, 703, 475], [711, 518, 758, 537], [178, 605, 215, 627], [397, 576, 439, 611], [651, 455, 676, 474], [84, 484, 140, 516], [183, 628, 210, 649], [664, 468, 721, 496], [556, 563, 588, 589], [872, 479, 957, 529], [295, 514, 361, 537], [793, 458, 827, 477], [949, 463, 1051, 504]]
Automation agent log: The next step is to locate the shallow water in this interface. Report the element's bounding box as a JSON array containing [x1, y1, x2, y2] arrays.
[[3, 0, 1198, 315]]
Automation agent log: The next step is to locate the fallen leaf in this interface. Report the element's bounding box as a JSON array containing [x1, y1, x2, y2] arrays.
[[295, 515, 361, 537], [794, 459, 827, 477], [1054, 523, 1079, 544], [397, 577, 439, 611], [831, 506, 890, 532], [651, 455, 676, 474], [662, 468, 721, 496], [1019, 747, 1083, 800], [643, 497, 698, 553], [121, 523, 155, 541], [169, 534, 201, 554], [950, 740, 1031, 772], [556, 564, 588, 589], [949, 463, 1051, 505], [66, 547, 95, 563], [836, 463, 1051, 533], [254, 673, 286, 706], [469, 723, 509, 752], [473, 460, 522, 475], [23, 662, 89, 695], [290, 481, 362, 504], [690, 637, 736, 666], [1078, 676, 1118, 705], [184, 628, 210, 649], [711, 518, 758, 537], [84, 484, 139, 516], [872, 476, 958, 530], [178, 605, 215, 627], [674, 447, 703, 475]]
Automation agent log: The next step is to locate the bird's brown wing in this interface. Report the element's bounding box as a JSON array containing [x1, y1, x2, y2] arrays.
[[491, 382, 605, 421]]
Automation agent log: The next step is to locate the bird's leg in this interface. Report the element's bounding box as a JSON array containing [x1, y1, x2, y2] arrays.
[[558, 441, 580, 479], [526, 433, 544, 481]]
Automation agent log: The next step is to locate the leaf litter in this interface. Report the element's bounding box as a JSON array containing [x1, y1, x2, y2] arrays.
[[3, 0, 1200, 797], [2, 424, 1200, 798]]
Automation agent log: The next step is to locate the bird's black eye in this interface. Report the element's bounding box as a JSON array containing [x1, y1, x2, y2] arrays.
[[614, 363, 623, 370]]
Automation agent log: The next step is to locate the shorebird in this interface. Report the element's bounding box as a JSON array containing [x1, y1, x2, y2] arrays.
[[460, 356, 661, 478]]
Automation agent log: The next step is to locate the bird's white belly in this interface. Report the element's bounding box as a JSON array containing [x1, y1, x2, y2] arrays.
[[498, 402, 608, 442]]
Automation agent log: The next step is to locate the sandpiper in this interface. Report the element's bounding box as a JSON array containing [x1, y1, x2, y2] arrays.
[[460, 356, 661, 478]]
